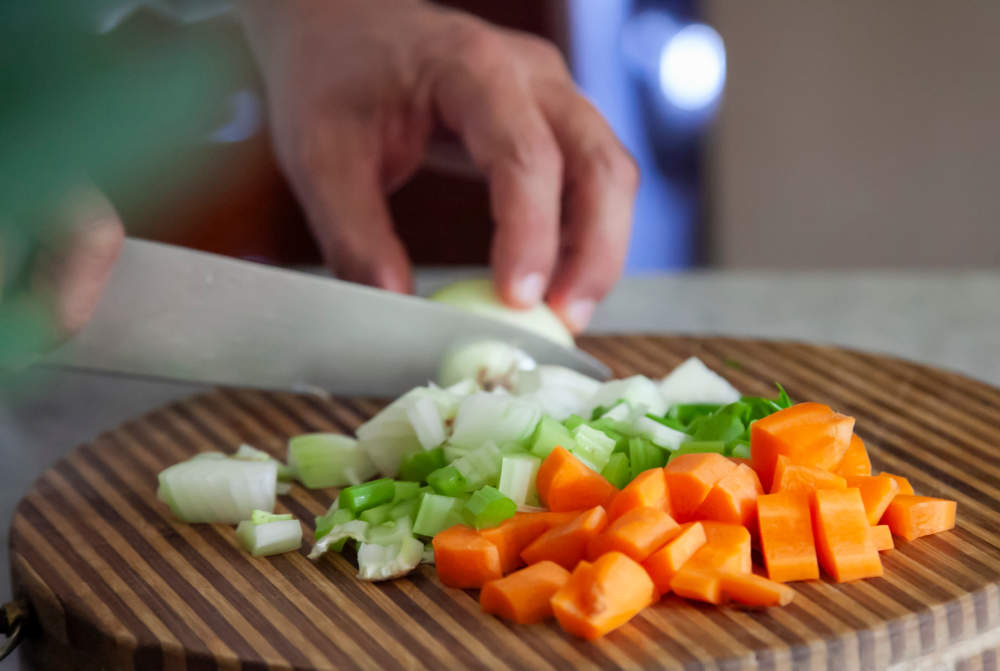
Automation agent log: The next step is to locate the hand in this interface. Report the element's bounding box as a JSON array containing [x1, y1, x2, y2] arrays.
[[237, 0, 638, 332]]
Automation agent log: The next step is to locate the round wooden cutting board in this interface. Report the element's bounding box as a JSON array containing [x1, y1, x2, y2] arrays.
[[9, 336, 1000, 671]]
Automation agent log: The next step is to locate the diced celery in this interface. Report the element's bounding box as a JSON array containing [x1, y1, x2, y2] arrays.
[[729, 441, 751, 460], [413, 493, 465, 537], [530, 416, 577, 459], [236, 518, 302, 557], [633, 416, 690, 450], [571, 424, 616, 472], [689, 405, 746, 443], [390, 497, 420, 525], [251, 510, 292, 525], [427, 465, 468, 497], [563, 414, 586, 431], [667, 441, 728, 461], [392, 481, 422, 503], [629, 436, 668, 479], [645, 413, 688, 432], [340, 478, 395, 514], [314, 506, 353, 541], [497, 454, 541, 506], [397, 447, 446, 483], [451, 441, 502, 490], [357, 535, 424, 581], [367, 517, 414, 546], [464, 486, 516, 529], [587, 418, 631, 453], [666, 403, 721, 426], [360, 502, 394, 526], [309, 519, 369, 559], [601, 453, 631, 489], [288, 433, 377, 489]]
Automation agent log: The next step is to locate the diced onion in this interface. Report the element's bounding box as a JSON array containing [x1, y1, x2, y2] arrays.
[[659, 357, 741, 407], [157, 458, 277, 524]]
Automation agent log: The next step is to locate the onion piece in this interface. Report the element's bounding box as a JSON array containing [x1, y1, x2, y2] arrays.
[[450, 391, 541, 450], [585, 375, 667, 418], [287, 433, 376, 488], [236, 518, 302, 557], [438, 340, 535, 389], [659, 357, 741, 407], [157, 458, 277, 524], [357, 535, 424, 581]]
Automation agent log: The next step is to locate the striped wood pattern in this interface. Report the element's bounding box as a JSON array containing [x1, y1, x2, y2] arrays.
[[9, 336, 1000, 670]]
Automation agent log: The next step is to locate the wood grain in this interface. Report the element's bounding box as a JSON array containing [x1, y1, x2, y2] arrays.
[[9, 336, 1000, 670]]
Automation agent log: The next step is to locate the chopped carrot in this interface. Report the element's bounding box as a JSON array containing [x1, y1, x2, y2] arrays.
[[684, 521, 752, 575], [770, 455, 847, 495], [586, 506, 679, 562], [756, 491, 819, 582], [480, 560, 570, 624], [536, 446, 618, 512], [669, 567, 722, 605], [728, 457, 752, 468], [520, 506, 608, 570], [844, 475, 900, 526], [664, 452, 738, 522], [433, 525, 503, 589], [719, 572, 795, 607], [835, 434, 872, 477], [750, 402, 855, 490], [606, 468, 671, 521], [811, 488, 883, 582], [551, 552, 656, 640], [480, 513, 551, 574], [879, 473, 915, 496], [694, 463, 763, 530], [880, 495, 956, 541], [534, 510, 586, 529], [871, 525, 894, 552], [642, 522, 707, 595]]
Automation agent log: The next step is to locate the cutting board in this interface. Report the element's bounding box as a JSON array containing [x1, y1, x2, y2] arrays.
[[9, 336, 1000, 670]]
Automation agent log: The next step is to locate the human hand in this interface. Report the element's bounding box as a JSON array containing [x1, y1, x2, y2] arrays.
[[237, 0, 637, 333]]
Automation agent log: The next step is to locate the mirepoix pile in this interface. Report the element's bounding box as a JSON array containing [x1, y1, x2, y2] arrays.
[[157, 349, 957, 640]]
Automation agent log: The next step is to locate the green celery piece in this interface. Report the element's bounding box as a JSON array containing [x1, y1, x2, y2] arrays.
[[451, 442, 502, 490], [251, 510, 292, 525], [413, 493, 465, 537], [729, 441, 751, 460], [690, 403, 747, 443], [645, 413, 688, 433], [590, 404, 611, 420], [497, 454, 541, 506], [390, 497, 420, 524], [563, 414, 587, 431], [340, 478, 395, 514], [588, 418, 632, 452], [775, 383, 793, 408], [667, 441, 728, 463], [629, 436, 667, 480], [464, 486, 516, 530], [601, 453, 631, 489], [530, 416, 577, 459], [398, 447, 446, 483], [571, 424, 616, 472], [392, 481, 422, 503], [360, 502, 394, 526], [666, 403, 721, 426], [314, 507, 354, 541], [427, 465, 468, 497], [367, 517, 414, 546]]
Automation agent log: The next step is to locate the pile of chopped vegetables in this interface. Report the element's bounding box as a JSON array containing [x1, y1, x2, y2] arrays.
[[156, 348, 957, 640]]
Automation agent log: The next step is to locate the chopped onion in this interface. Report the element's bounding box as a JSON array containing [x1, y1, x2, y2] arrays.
[[515, 365, 601, 420], [288, 433, 376, 488], [450, 392, 541, 450], [585, 375, 667, 418], [236, 518, 302, 557], [659, 357, 741, 407], [309, 519, 370, 559], [438, 340, 536, 389], [405, 396, 446, 449], [633, 416, 690, 450], [357, 535, 424, 581], [451, 441, 502, 490], [233, 443, 295, 481], [157, 458, 277, 524]]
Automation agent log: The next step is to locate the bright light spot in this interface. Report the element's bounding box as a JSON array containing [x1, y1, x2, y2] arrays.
[[658, 24, 726, 111]]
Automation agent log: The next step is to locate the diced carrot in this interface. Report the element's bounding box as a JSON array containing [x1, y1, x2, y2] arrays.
[[871, 525, 894, 552], [750, 402, 855, 490], [606, 468, 671, 521], [835, 434, 872, 477], [728, 457, 752, 468], [694, 463, 763, 530], [551, 552, 656, 640], [536, 447, 618, 512], [757, 491, 819, 582], [642, 522, 707, 595], [586, 506, 678, 562], [521, 506, 608, 570], [880, 495, 956, 541], [433, 525, 503, 589], [480, 560, 570, 624], [534, 510, 586, 529], [770, 455, 847, 495], [664, 452, 738, 522], [480, 513, 551, 574], [684, 521, 752, 575], [844, 475, 900, 526], [811, 488, 883, 582], [669, 567, 722, 605], [719, 572, 795, 607], [879, 473, 915, 496]]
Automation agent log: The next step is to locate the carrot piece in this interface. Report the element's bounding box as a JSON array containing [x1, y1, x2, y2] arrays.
[[880, 495, 956, 541], [835, 434, 872, 477], [536, 446, 618, 512], [669, 567, 723, 604], [811, 488, 883, 582], [480, 513, 551, 574], [720, 572, 795, 607], [728, 457, 752, 468], [750, 402, 855, 490], [664, 452, 738, 522], [586, 506, 679, 562], [844, 475, 900, 526], [606, 468, 671, 521], [521, 506, 608, 570], [684, 521, 752, 574], [642, 522, 707, 595], [534, 510, 586, 529], [871, 525, 894, 552], [480, 560, 570, 624], [757, 491, 819, 582], [694, 463, 763, 530], [551, 552, 656, 639], [879, 473, 915, 496], [433, 525, 503, 589], [770, 455, 847, 495]]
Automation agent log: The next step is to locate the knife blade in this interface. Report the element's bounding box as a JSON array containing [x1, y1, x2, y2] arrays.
[[43, 239, 610, 396]]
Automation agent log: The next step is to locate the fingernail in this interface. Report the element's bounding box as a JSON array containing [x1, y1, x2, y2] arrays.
[[512, 272, 545, 307], [564, 298, 595, 333]]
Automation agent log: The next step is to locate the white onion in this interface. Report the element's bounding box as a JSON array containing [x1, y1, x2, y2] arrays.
[[659, 357, 741, 407]]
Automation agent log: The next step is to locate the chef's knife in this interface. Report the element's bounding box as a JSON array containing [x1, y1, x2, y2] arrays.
[[43, 239, 610, 395]]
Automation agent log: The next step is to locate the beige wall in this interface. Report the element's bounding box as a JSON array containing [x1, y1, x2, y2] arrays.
[[703, 1, 1000, 268]]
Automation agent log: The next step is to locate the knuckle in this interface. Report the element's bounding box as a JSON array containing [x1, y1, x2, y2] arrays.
[[587, 144, 640, 192], [448, 20, 503, 68], [522, 35, 567, 73], [501, 131, 562, 178]]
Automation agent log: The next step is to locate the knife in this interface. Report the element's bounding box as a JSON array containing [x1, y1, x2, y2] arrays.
[[43, 239, 610, 396]]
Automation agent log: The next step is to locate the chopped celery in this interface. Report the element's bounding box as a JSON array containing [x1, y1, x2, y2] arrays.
[[563, 414, 586, 431], [413, 493, 465, 537], [392, 481, 422, 503], [667, 441, 728, 462], [530, 416, 577, 459], [157, 457, 277, 524], [390, 497, 420, 524], [367, 517, 414, 546], [601, 453, 631, 489], [587, 418, 631, 453], [427, 465, 468, 497], [360, 502, 394, 526], [309, 519, 369, 558], [690, 404, 747, 442], [645, 413, 688, 432], [421, 545, 435, 565], [629, 436, 667, 479], [633, 416, 690, 450], [451, 441, 502, 490], [236, 518, 302, 557], [571, 424, 616, 472], [666, 404, 721, 426], [357, 535, 424, 581], [339, 478, 395, 514], [314, 506, 354, 541], [464, 486, 517, 529], [729, 441, 751, 460], [288, 433, 376, 489], [397, 447, 446, 483], [497, 454, 541, 506], [251, 510, 292, 525]]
